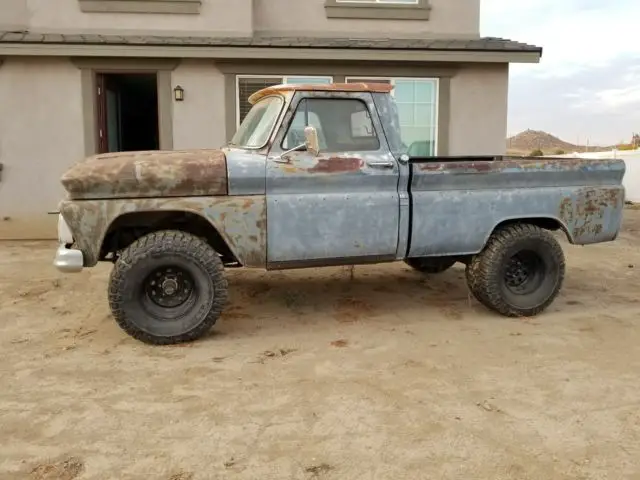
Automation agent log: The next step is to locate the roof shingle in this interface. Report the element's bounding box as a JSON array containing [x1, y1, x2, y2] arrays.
[[0, 31, 542, 53]]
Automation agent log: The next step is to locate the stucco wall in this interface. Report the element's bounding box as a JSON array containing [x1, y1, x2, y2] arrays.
[[448, 63, 509, 156], [14, 0, 253, 36], [0, 0, 30, 30], [1, 0, 478, 39], [0, 57, 84, 239], [172, 60, 227, 150], [254, 0, 480, 38]]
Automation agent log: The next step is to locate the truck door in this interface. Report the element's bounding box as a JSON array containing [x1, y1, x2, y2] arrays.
[[265, 92, 401, 269]]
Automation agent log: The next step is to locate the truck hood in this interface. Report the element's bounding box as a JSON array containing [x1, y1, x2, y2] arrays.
[[60, 149, 228, 200]]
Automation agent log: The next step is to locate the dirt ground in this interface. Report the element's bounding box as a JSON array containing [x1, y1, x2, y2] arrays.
[[1, 209, 640, 480]]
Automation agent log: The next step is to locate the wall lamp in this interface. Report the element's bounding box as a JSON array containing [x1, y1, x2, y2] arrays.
[[173, 85, 185, 102]]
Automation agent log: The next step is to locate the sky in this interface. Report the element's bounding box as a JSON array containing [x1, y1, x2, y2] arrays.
[[479, 0, 640, 146]]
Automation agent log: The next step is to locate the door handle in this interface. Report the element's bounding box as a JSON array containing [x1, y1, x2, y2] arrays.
[[366, 160, 395, 169]]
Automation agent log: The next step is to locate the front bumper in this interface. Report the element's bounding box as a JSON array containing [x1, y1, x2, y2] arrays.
[[54, 244, 84, 273], [54, 213, 84, 273]]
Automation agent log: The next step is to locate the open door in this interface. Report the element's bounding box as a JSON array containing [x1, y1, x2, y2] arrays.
[[95, 73, 160, 154]]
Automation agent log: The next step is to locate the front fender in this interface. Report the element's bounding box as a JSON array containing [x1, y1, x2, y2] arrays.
[[59, 195, 266, 268]]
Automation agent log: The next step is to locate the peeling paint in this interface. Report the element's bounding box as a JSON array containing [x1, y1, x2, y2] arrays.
[[59, 195, 266, 268], [249, 82, 393, 105], [61, 149, 228, 200], [308, 157, 364, 174]]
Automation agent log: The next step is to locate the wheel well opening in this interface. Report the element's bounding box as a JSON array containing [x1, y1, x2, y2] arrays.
[[494, 217, 571, 241], [100, 211, 238, 264]]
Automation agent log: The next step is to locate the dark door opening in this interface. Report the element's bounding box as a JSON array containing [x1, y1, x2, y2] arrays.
[[96, 73, 159, 153]]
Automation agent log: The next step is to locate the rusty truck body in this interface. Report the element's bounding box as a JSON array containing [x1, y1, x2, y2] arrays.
[[53, 83, 626, 345]]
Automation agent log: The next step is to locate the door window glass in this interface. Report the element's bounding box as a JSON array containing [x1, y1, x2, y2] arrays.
[[283, 98, 380, 152]]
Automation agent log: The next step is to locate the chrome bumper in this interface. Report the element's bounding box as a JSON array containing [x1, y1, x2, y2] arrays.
[[54, 244, 84, 273]]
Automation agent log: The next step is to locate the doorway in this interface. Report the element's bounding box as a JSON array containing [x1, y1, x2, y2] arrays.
[[96, 73, 160, 153]]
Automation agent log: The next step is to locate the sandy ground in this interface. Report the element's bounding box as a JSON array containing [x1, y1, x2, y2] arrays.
[[1, 209, 640, 480]]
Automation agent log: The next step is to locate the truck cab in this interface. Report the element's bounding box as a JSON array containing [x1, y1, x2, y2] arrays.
[[54, 83, 627, 345]]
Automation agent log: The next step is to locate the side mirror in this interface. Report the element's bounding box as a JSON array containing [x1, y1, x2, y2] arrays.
[[304, 126, 320, 157]]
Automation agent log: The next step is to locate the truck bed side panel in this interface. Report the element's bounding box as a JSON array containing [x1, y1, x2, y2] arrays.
[[407, 158, 626, 257]]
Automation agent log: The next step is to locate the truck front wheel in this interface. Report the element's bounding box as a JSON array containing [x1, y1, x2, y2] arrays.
[[465, 224, 565, 317], [108, 230, 228, 345]]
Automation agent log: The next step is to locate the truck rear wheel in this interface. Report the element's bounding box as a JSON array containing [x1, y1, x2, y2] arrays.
[[108, 230, 228, 345], [405, 257, 456, 274], [465, 224, 565, 317]]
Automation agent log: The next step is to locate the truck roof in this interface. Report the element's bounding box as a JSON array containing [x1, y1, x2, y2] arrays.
[[248, 82, 394, 104]]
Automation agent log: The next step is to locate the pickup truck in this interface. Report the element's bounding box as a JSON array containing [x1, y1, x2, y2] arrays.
[[53, 83, 626, 345]]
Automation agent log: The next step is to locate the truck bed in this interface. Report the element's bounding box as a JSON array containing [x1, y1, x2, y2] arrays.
[[405, 155, 626, 258]]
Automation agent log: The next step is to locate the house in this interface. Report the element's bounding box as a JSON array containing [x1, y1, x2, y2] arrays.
[[0, 0, 542, 240]]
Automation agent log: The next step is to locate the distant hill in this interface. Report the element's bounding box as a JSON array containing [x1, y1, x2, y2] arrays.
[[506, 129, 611, 155]]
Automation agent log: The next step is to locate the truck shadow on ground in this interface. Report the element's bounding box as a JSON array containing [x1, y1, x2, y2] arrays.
[[213, 265, 485, 337]]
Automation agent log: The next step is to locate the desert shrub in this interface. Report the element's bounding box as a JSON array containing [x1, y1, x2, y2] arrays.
[[529, 149, 544, 157]]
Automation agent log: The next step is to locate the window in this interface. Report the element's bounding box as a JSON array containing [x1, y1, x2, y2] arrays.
[[324, 0, 430, 20], [231, 96, 284, 149], [236, 76, 333, 127], [347, 77, 438, 156], [78, 0, 202, 14], [282, 98, 380, 152]]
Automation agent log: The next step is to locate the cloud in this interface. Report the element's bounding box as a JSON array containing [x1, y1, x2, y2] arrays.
[[479, 0, 638, 144], [480, 0, 640, 79]]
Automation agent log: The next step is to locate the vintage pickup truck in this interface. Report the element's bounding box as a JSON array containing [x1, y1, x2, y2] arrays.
[[53, 83, 626, 345]]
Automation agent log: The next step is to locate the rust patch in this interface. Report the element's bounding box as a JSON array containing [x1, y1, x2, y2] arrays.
[[419, 161, 492, 173], [560, 187, 624, 243], [60, 195, 267, 268], [249, 82, 393, 104], [417, 157, 625, 175], [308, 157, 364, 174], [61, 149, 228, 200]]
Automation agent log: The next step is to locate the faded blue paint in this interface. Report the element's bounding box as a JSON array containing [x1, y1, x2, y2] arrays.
[[408, 159, 626, 257], [264, 90, 400, 267], [223, 148, 267, 195], [372, 92, 405, 157]]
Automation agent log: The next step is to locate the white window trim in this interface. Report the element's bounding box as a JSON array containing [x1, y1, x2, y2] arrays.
[[235, 75, 334, 129], [346, 76, 439, 155]]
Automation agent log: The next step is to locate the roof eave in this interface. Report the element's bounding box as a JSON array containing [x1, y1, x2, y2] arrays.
[[0, 42, 543, 64]]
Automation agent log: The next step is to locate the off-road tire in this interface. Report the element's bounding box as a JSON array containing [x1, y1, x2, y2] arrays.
[[108, 230, 228, 345], [465, 223, 565, 317], [405, 257, 457, 274]]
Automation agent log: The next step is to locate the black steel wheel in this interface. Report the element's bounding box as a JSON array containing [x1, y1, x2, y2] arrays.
[[108, 230, 228, 345], [405, 257, 457, 274], [465, 223, 565, 317]]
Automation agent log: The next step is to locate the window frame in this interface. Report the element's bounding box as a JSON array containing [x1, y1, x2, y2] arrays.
[[78, 0, 202, 15], [324, 0, 430, 20], [346, 76, 440, 155], [235, 75, 334, 129], [280, 96, 381, 153]]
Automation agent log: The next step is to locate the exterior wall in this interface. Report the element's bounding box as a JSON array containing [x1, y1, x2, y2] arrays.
[[2, 0, 478, 39], [172, 60, 227, 149], [0, 0, 30, 30], [448, 63, 509, 155], [254, 0, 480, 38], [0, 57, 85, 239], [9, 0, 254, 36]]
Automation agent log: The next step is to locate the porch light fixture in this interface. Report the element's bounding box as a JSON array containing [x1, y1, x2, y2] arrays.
[[173, 85, 185, 101]]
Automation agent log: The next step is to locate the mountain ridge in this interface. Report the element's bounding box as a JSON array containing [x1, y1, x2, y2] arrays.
[[506, 129, 611, 154]]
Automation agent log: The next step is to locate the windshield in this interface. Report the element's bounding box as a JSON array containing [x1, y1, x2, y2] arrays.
[[230, 95, 284, 148]]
